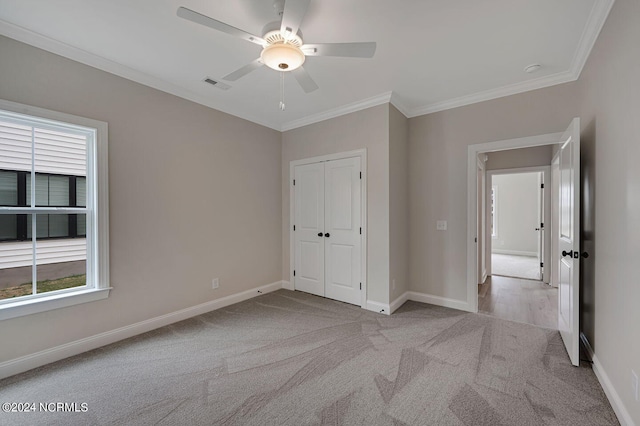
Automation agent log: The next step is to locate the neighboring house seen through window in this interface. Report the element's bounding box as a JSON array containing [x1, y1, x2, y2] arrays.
[[0, 101, 109, 320]]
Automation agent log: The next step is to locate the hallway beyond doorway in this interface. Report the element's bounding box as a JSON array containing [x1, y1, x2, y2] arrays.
[[491, 253, 541, 280], [478, 275, 557, 329]]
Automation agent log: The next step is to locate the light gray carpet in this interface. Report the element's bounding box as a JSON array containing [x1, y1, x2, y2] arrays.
[[492, 253, 541, 280], [0, 290, 618, 425]]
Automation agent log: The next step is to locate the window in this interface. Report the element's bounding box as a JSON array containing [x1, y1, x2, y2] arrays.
[[491, 185, 498, 238], [0, 100, 109, 320]]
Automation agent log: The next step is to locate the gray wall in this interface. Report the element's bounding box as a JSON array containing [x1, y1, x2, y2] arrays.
[[491, 173, 540, 255], [389, 105, 409, 302], [486, 145, 553, 170], [0, 36, 282, 362], [408, 82, 580, 301], [577, 0, 640, 420], [281, 104, 390, 304]]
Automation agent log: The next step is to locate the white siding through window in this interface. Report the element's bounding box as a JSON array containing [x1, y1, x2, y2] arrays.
[[0, 239, 86, 269], [0, 121, 86, 176]]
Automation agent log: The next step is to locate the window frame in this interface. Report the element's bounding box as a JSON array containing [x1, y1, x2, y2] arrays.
[[0, 99, 110, 320]]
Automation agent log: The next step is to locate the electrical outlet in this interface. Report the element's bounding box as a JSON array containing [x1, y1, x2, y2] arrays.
[[632, 370, 639, 401], [436, 220, 447, 231], [212, 278, 219, 289]]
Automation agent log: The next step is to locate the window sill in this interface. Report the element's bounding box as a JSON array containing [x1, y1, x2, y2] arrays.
[[0, 287, 111, 321]]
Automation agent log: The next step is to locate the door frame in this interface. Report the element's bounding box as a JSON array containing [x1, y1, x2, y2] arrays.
[[477, 156, 488, 284], [550, 152, 561, 288], [486, 166, 551, 283], [467, 133, 562, 313], [289, 149, 368, 308]]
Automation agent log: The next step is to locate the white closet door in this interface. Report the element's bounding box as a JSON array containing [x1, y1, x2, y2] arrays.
[[324, 157, 362, 305], [294, 162, 325, 297]]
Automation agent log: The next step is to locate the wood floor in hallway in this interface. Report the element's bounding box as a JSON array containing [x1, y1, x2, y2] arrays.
[[478, 275, 558, 329]]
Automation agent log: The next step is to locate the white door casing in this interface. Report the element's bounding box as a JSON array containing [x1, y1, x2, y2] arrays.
[[538, 172, 544, 280], [558, 117, 581, 366], [324, 157, 362, 305], [294, 162, 325, 297], [292, 153, 364, 306]]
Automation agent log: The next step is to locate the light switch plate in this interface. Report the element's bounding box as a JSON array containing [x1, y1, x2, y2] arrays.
[[436, 220, 447, 231]]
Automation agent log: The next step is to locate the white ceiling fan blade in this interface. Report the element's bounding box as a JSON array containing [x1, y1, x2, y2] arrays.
[[292, 66, 319, 93], [223, 59, 264, 81], [177, 7, 265, 46], [280, 0, 310, 38], [302, 42, 376, 58]]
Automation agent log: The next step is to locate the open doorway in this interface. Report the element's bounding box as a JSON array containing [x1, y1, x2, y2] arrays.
[[476, 149, 557, 329], [468, 119, 582, 364], [489, 169, 548, 281]]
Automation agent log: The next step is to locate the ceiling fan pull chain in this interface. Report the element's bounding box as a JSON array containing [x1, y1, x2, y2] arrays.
[[279, 71, 286, 111]]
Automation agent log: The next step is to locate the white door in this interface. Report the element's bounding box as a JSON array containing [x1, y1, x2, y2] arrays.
[[293, 157, 362, 305], [558, 118, 581, 366], [294, 162, 325, 297], [324, 157, 362, 305]]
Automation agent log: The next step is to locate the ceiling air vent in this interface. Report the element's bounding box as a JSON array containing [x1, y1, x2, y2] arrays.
[[203, 77, 231, 90]]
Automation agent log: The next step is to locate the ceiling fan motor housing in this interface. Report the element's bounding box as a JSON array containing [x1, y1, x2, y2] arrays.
[[260, 27, 305, 72]]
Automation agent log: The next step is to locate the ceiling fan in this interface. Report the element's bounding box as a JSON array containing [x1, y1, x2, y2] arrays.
[[177, 0, 376, 94]]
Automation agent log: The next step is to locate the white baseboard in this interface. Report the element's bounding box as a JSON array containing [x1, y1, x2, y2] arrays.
[[407, 291, 472, 312], [491, 249, 537, 257], [580, 333, 634, 426], [365, 300, 390, 315], [281, 280, 294, 291], [0, 280, 286, 380], [366, 291, 471, 316], [390, 292, 409, 314]]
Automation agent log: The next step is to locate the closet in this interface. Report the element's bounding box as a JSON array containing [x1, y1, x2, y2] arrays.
[[293, 156, 362, 305]]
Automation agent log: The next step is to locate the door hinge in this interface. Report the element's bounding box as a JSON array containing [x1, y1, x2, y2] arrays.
[[540, 262, 544, 268], [475, 237, 477, 243], [293, 270, 296, 276], [541, 183, 544, 189], [360, 283, 362, 290], [293, 225, 296, 231], [293, 179, 295, 186], [541, 222, 544, 229], [360, 227, 362, 235], [359, 171, 362, 179]]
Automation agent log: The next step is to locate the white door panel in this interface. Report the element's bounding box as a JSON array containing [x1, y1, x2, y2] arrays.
[[558, 118, 581, 366], [324, 157, 362, 305], [294, 163, 324, 297]]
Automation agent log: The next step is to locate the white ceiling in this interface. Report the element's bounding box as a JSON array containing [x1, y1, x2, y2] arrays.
[[0, 0, 613, 131]]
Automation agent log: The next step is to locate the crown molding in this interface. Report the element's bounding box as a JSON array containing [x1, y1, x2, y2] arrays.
[[280, 91, 392, 131], [569, 0, 615, 77], [0, 19, 281, 131], [389, 92, 410, 118], [406, 0, 614, 118], [407, 70, 576, 117]]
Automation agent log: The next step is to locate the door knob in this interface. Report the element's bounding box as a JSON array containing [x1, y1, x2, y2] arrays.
[[317, 232, 323, 237], [324, 233, 330, 238], [562, 250, 573, 257]]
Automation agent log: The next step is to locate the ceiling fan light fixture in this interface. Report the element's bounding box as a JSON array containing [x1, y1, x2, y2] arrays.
[[260, 43, 305, 72]]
